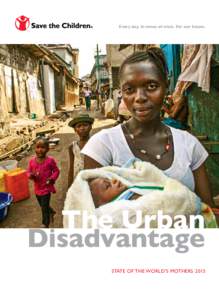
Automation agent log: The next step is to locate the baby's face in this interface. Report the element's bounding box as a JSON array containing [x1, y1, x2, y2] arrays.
[[89, 178, 127, 207]]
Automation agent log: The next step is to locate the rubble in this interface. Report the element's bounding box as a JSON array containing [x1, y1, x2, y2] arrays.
[[0, 114, 66, 160], [0, 136, 24, 156]]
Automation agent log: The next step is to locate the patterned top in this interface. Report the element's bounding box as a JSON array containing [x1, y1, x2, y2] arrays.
[[72, 141, 84, 179], [27, 156, 60, 196]]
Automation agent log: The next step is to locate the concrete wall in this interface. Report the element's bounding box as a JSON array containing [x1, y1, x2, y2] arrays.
[[43, 65, 56, 114], [106, 45, 134, 67], [0, 45, 46, 119]]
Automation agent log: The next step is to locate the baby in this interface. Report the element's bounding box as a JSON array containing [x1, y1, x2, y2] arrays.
[[89, 177, 163, 208], [64, 158, 218, 228]]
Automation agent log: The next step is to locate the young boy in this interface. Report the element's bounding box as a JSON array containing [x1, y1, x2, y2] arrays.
[[68, 113, 94, 187]]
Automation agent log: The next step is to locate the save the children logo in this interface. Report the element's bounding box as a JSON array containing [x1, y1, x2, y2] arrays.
[[14, 16, 93, 31], [15, 15, 30, 31]]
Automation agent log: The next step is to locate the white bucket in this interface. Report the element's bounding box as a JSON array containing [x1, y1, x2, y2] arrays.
[[0, 160, 18, 171]]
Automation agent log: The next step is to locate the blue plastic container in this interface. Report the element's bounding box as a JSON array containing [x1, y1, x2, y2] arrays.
[[0, 192, 13, 221]]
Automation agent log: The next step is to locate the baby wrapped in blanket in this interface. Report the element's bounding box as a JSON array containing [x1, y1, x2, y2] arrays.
[[63, 159, 217, 228], [89, 177, 165, 207]]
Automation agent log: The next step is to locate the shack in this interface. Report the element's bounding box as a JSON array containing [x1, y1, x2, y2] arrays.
[[0, 44, 79, 138]]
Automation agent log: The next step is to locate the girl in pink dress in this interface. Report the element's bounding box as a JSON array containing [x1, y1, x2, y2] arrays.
[[28, 137, 60, 228]]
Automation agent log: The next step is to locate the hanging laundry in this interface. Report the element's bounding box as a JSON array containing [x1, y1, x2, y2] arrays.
[[170, 45, 213, 120], [176, 44, 213, 94]]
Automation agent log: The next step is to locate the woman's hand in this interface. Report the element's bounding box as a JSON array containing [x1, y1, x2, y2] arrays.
[[193, 163, 218, 226]]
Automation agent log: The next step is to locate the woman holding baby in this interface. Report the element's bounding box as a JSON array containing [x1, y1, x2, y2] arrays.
[[81, 47, 216, 215]]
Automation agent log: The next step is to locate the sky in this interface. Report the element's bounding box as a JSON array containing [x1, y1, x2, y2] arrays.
[[77, 43, 106, 78]]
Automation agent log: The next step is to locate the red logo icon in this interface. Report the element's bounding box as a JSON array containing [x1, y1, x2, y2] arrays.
[[15, 15, 30, 31]]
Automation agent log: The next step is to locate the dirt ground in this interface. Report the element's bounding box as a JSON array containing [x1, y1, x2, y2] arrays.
[[0, 111, 116, 228]]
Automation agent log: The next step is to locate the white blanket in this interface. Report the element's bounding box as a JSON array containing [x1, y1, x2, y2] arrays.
[[63, 159, 199, 228]]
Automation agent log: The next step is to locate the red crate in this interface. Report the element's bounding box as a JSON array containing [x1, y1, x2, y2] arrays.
[[5, 170, 30, 202]]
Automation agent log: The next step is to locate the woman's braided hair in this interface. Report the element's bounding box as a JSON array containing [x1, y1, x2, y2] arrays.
[[119, 47, 169, 84]]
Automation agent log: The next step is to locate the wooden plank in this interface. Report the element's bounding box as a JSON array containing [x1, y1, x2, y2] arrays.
[[12, 69, 21, 113], [36, 128, 55, 136], [4, 66, 13, 112]]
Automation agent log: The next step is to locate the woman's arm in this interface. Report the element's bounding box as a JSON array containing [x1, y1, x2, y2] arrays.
[[193, 163, 213, 207], [193, 163, 219, 225], [68, 144, 74, 188], [84, 154, 103, 169]]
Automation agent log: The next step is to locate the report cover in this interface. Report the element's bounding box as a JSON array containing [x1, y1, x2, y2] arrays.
[[0, 1, 218, 299]]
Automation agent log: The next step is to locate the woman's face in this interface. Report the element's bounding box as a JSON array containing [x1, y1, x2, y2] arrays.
[[120, 60, 167, 123]]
